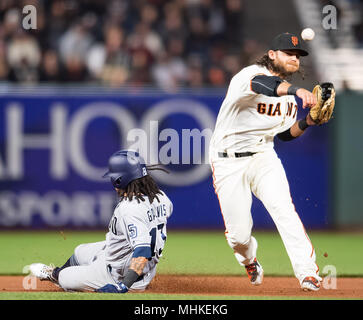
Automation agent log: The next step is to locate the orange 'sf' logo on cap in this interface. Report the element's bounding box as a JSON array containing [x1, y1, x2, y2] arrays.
[[291, 36, 299, 46]]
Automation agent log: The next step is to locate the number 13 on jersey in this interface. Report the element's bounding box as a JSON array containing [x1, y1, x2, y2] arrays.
[[149, 223, 166, 257]]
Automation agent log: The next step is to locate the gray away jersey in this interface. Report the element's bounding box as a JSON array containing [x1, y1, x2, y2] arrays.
[[105, 191, 173, 282]]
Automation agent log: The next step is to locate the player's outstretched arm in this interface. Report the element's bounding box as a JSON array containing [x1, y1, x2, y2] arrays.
[[129, 256, 148, 275], [276, 82, 317, 109], [277, 114, 316, 141], [251, 75, 316, 109], [95, 255, 149, 293]]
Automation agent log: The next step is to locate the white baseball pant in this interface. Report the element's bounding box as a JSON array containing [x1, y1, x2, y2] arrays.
[[58, 241, 157, 292], [210, 149, 320, 284]]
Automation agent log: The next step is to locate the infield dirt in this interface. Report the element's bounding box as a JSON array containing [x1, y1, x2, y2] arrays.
[[1, 275, 362, 298]]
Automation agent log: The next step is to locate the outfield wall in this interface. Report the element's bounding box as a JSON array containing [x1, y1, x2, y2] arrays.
[[0, 87, 356, 229], [332, 93, 363, 227]]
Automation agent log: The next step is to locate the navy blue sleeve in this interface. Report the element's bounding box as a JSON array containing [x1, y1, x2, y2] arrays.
[[133, 246, 152, 259], [251, 75, 283, 97]]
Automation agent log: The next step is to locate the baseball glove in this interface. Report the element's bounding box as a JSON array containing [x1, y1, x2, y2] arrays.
[[309, 82, 336, 125]]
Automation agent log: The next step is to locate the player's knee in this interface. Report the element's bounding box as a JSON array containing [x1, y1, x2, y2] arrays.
[[58, 269, 73, 291], [58, 267, 84, 292], [226, 233, 251, 250], [74, 243, 83, 256], [73, 244, 87, 265]]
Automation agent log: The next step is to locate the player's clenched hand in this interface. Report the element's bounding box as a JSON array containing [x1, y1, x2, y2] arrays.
[[95, 282, 129, 293], [296, 88, 317, 109]]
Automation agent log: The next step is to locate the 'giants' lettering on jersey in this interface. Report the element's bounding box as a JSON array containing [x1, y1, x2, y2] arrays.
[[286, 102, 298, 117], [257, 102, 297, 118]]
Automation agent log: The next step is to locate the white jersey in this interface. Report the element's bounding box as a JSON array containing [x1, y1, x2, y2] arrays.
[[105, 191, 173, 282], [209, 64, 299, 155]]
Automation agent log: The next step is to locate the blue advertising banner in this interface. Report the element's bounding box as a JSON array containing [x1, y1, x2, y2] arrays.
[[0, 87, 330, 229]]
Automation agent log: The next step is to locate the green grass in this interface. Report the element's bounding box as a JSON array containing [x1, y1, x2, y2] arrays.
[[0, 231, 102, 275], [160, 231, 363, 276], [0, 292, 350, 300], [0, 230, 362, 276], [0, 230, 362, 300]]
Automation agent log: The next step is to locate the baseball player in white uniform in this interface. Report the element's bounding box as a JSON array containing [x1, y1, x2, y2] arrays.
[[209, 33, 322, 291], [29, 150, 173, 293]]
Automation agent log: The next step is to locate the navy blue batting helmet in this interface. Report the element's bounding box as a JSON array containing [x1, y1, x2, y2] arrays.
[[103, 150, 148, 189]]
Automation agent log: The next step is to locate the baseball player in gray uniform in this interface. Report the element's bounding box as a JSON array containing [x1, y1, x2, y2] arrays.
[[209, 33, 325, 291], [29, 150, 173, 293]]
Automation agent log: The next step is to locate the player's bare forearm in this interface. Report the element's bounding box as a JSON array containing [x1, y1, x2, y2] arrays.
[[290, 114, 316, 138], [118, 257, 148, 289], [129, 256, 148, 275], [276, 82, 291, 96], [276, 83, 317, 109]]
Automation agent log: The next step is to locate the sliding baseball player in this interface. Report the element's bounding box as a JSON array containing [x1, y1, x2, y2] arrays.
[[29, 150, 173, 293]]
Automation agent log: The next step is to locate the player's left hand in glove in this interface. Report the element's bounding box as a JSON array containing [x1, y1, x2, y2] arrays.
[[95, 282, 129, 293], [309, 82, 336, 125]]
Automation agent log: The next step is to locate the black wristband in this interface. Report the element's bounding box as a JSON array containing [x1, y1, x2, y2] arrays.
[[287, 85, 300, 95], [298, 117, 310, 131], [122, 269, 140, 288]]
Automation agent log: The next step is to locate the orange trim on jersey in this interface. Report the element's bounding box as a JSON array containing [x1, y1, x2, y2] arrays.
[[211, 161, 228, 237]]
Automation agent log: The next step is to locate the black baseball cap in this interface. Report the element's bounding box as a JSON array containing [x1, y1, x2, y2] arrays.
[[270, 32, 309, 56]]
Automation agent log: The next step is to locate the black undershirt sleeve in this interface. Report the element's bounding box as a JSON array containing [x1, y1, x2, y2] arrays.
[[277, 117, 311, 142], [277, 128, 296, 141], [252, 74, 299, 141], [250, 75, 283, 97]]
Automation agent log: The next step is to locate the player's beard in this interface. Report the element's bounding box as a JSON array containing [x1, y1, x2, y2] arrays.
[[270, 60, 297, 79], [255, 54, 305, 80], [255, 53, 305, 80]]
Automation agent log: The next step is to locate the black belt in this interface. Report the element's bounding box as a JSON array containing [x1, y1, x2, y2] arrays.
[[218, 152, 256, 158]]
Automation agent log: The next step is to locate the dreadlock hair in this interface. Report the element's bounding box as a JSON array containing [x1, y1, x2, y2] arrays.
[[255, 53, 305, 80], [117, 165, 169, 204]]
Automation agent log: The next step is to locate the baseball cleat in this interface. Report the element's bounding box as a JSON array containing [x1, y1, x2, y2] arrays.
[[245, 258, 264, 285], [29, 263, 58, 283], [301, 276, 321, 291]]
